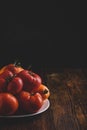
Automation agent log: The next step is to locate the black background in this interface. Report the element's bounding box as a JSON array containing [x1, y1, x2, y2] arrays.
[[0, 7, 83, 71]]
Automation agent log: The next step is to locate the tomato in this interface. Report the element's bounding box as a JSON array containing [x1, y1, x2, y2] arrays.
[[29, 92, 43, 113], [18, 91, 43, 113], [0, 78, 7, 92], [17, 91, 30, 111], [0, 64, 24, 75], [0, 70, 13, 79], [17, 70, 42, 92], [7, 77, 23, 95], [5, 64, 24, 74], [0, 93, 19, 115], [32, 84, 50, 100]]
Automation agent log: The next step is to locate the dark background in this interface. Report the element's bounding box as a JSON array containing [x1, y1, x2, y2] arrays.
[[0, 7, 83, 71]]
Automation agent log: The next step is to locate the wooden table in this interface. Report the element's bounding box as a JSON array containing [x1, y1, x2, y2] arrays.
[[0, 68, 87, 130]]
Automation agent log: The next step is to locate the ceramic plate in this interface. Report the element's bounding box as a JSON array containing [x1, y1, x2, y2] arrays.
[[0, 99, 50, 118]]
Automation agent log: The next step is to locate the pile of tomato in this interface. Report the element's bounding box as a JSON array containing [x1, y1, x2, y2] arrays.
[[0, 63, 50, 116]]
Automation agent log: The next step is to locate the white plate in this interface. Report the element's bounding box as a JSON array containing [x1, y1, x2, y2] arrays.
[[0, 99, 50, 118]]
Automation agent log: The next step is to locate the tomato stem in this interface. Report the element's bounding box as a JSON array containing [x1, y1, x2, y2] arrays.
[[43, 89, 48, 94], [13, 60, 21, 67], [28, 71, 34, 76], [30, 93, 35, 96], [27, 65, 32, 70]]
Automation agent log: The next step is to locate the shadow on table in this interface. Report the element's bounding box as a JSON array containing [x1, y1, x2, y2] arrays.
[[0, 113, 44, 126]]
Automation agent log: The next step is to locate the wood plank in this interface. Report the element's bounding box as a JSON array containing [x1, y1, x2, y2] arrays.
[[47, 69, 87, 130], [65, 69, 87, 130]]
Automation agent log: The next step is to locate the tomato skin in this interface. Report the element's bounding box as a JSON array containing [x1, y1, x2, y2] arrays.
[[18, 91, 30, 111], [0, 93, 19, 115], [7, 77, 23, 95], [4, 64, 16, 74], [0, 64, 24, 75], [18, 91, 43, 113], [5, 64, 24, 74], [32, 84, 50, 100], [0, 78, 7, 92], [29, 93, 43, 113], [17, 70, 42, 92], [0, 66, 6, 74], [0, 70, 13, 79]]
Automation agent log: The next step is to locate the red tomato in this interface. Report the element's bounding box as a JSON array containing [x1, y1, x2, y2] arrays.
[[29, 92, 43, 113], [0, 64, 24, 75], [18, 91, 43, 113], [2, 64, 16, 74], [0, 93, 19, 115], [0, 70, 13, 79], [7, 77, 23, 95], [0, 78, 7, 92], [17, 91, 30, 111], [17, 70, 42, 92], [6, 64, 24, 74]]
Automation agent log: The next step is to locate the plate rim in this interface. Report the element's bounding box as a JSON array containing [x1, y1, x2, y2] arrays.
[[0, 99, 50, 118]]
